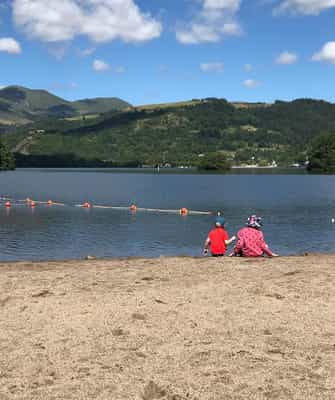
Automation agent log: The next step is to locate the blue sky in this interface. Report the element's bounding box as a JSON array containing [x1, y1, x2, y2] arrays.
[[0, 0, 335, 105]]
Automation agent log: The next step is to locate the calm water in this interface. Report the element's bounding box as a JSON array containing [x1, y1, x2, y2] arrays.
[[0, 168, 335, 261]]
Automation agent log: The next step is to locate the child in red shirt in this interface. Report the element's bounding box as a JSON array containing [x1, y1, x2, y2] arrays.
[[203, 219, 236, 257]]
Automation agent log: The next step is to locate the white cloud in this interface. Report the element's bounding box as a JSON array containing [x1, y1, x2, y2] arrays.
[[176, 0, 242, 44], [243, 79, 260, 88], [203, 0, 241, 13], [92, 60, 125, 73], [244, 63, 252, 72], [222, 22, 242, 35], [13, 0, 162, 43], [312, 42, 335, 64], [114, 66, 125, 74], [275, 51, 298, 64], [274, 0, 335, 15], [48, 43, 70, 60], [78, 47, 96, 57], [177, 24, 221, 44], [200, 62, 224, 72], [93, 59, 110, 72], [0, 37, 21, 54]]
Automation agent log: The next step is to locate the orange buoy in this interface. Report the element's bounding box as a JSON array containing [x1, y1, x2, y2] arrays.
[[5, 201, 11, 208], [47, 200, 53, 205], [30, 201, 36, 208], [130, 204, 137, 212], [180, 207, 188, 216], [83, 202, 91, 208]]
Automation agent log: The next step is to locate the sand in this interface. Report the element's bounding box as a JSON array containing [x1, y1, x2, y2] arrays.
[[0, 255, 335, 399]]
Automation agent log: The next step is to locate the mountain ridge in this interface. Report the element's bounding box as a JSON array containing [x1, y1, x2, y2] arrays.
[[0, 85, 132, 124]]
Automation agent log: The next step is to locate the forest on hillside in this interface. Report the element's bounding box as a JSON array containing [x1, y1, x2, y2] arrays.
[[0, 139, 15, 170], [1, 98, 335, 170]]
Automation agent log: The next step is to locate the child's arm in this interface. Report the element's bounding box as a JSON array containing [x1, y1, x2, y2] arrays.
[[225, 235, 236, 245], [260, 233, 278, 257], [203, 237, 210, 256], [231, 234, 243, 256]]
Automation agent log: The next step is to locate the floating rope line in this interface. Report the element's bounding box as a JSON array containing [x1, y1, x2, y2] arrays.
[[91, 205, 212, 215], [1, 196, 212, 216], [34, 200, 66, 206]]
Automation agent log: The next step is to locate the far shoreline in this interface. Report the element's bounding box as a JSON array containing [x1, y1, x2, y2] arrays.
[[11, 166, 312, 175]]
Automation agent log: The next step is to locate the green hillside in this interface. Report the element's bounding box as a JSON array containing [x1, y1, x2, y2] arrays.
[[0, 138, 15, 170], [73, 98, 132, 114], [2, 97, 335, 168], [0, 86, 131, 124]]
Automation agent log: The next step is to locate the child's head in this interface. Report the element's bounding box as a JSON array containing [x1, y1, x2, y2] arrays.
[[247, 215, 262, 229], [216, 215, 225, 226]]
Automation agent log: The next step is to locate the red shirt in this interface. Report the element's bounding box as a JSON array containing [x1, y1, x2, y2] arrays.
[[208, 227, 229, 255], [233, 227, 273, 257]]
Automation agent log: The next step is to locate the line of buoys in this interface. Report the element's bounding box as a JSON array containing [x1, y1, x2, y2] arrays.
[[25, 198, 36, 208], [89, 204, 211, 215], [1, 196, 212, 216], [1, 198, 37, 208], [35, 200, 65, 206]]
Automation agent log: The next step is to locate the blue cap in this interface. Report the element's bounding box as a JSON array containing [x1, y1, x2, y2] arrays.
[[216, 215, 225, 226]]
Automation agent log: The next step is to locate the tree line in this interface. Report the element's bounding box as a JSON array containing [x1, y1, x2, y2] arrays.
[[2, 97, 335, 171], [0, 139, 15, 170]]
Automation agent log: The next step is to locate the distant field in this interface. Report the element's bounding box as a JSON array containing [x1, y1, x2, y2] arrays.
[[135, 100, 201, 110], [0, 119, 14, 125], [63, 114, 100, 121], [136, 100, 272, 111], [0, 117, 30, 125], [232, 102, 272, 109]]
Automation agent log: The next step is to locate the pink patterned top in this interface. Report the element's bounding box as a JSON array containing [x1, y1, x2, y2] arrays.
[[233, 227, 273, 257]]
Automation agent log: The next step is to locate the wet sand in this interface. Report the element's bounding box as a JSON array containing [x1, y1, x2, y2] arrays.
[[1, 255, 335, 399]]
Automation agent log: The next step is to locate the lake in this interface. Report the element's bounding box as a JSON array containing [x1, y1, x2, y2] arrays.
[[0, 168, 334, 261]]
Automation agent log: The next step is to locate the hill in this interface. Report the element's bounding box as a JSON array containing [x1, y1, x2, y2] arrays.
[[2, 97, 335, 168], [0, 86, 131, 124], [72, 98, 132, 115]]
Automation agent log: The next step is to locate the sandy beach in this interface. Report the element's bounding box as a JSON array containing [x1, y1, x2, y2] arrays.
[[1, 255, 335, 399]]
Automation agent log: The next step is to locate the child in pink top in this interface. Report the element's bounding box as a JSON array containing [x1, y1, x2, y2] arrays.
[[231, 215, 278, 257]]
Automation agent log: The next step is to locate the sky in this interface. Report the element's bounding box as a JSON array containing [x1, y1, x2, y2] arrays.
[[0, 0, 335, 105]]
